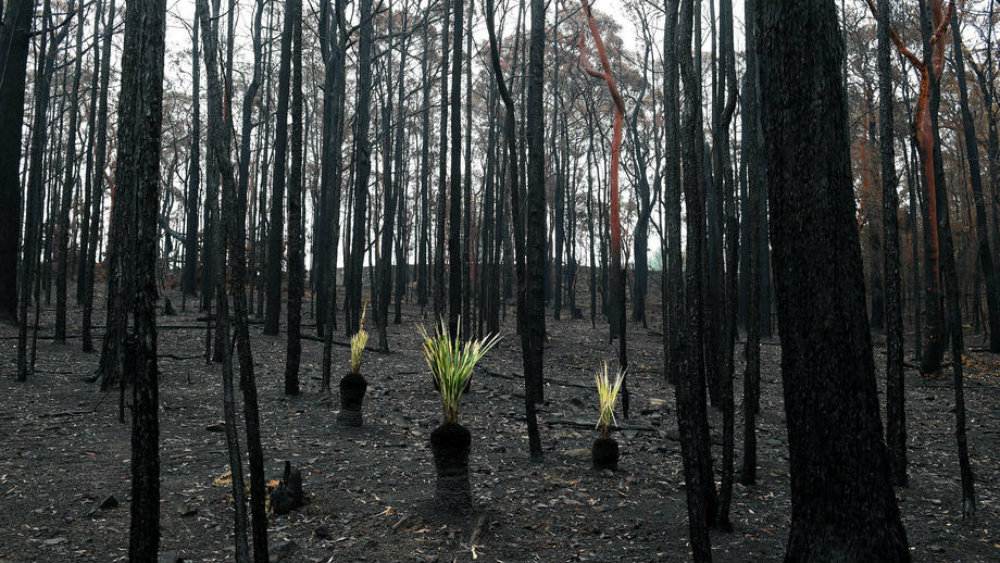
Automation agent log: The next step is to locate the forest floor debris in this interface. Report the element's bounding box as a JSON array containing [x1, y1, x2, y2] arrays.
[[0, 291, 997, 562]]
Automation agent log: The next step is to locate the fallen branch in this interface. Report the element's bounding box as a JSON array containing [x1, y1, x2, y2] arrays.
[[39, 395, 106, 418]]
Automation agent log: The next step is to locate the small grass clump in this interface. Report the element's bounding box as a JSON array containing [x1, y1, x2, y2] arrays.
[[349, 303, 369, 375], [418, 320, 501, 424], [595, 361, 626, 440]]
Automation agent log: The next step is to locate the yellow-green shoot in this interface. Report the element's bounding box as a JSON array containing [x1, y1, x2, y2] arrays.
[[418, 320, 501, 424], [595, 361, 626, 439], [349, 303, 369, 375]]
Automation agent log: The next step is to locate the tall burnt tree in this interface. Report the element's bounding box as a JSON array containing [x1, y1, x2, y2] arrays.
[[448, 0, 464, 336], [197, 0, 270, 557], [182, 14, 201, 299], [951, 8, 1000, 354], [82, 0, 116, 354], [232, 0, 271, 557], [662, 0, 681, 388], [77, 0, 102, 305], [937, 2, 976, 525], [486, 0, 542, 460], [19, 0, 71, 380], [321, 0, 348, 389], [757, 0, 910, 559], [525, 0, 547, 406], [715, 0, 739, 529], [285, 0, 303, 395], [739, 0, 763, 487], [265, 0, 295, 336], [117, 0, 167, 558], [675, 0, 714, 558], [878, 0, 907, 487], [0, 0, 34, 324], [54, 0, 86, 344], [435, 0, 451, 325], [346, 0, 375, 335]]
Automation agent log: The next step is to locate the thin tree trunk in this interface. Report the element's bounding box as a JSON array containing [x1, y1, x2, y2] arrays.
[[82, 0, 116, 354], [55, 0, 86, 343], [879, 0, 907, 488], [285, 0, 303, 395], [0, 0, 35, 323], [265, 0, 294, 336], [183, 14, 201, 298], [120, 0, 166, 558]]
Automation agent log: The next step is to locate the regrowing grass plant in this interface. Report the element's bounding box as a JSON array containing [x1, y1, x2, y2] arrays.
[[418, 320, 501, 424], [349, 303, 369, 375], [595, 361, 626, 440]]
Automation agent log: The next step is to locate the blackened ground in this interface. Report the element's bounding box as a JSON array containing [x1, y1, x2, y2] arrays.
[[0, 288, 997, 562]]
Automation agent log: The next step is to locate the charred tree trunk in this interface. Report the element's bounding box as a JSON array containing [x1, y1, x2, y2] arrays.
[[448, 0, 464, 336], [525, 0, 547, 407], [55, 0, 86, 343], [434, 0, 450, 325], [82, 0, 115, 354], [119, 0, 166, 558], [346, 0, 374, 335], [264, 0, 294, 336], [878, 0, 907, 487], [487, 0, 542, 461], [951, 9, 1000, 353], [0, 0, 34, 323], [740, 0, 762, 487], [758, 0, 910, 559], [675, 0, 713, 558], [285, 0, 303, 395], [182, 15, 201, 298]]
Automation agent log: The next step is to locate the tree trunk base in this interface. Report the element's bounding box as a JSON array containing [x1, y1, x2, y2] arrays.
[[337, 372, 367, 427], [431, 422, 472, 509], [592, 437, 619, 471]]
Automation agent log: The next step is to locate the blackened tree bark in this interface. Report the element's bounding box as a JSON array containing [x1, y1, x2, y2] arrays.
[[55, 0, 86, 343], [878, 0, 907, 487], [525, 0, 546, 406], [716, 0, 738, 529], [435, 1, 450, 324], [448, 0, 464, 336], [196, 1, 252, 559], [82, 0, 115, 354], [182, 14, 201, 298], [0, 0, 33, 324], [740, 0, 765, 487], [376, 8, 402, 352], [462, 0, 473, 333], [285, 0, 303, 395], [627, 23, 653, 328], [675, 0, 712, 558], [233, 0, 270, 557], [77, 0, 103, 305], [417, 19, 431, 310], [321, 0, 348, 389], [486, 0, 541, 461], [757, 0, 910, 560], [951, 10, 1000, 353], [662, 0, 681, 388], [265, 0, 294, 336], [119, 0, 166, 559], [938, 7, 976, 521], [20, 0, 69, 380], [346, 0, 374, 335]]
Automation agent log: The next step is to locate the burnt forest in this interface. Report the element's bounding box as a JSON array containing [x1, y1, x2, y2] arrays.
[[0, 0, 998, 562]]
